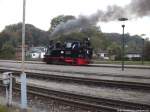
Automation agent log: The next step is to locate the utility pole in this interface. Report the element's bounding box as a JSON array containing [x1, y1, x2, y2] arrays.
[[21, 0, 27, 110]]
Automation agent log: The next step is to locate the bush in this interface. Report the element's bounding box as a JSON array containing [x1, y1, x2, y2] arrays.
[[124, 57, 130, 61], [131, 57, 141, 61], [0, 42, 15, 59]]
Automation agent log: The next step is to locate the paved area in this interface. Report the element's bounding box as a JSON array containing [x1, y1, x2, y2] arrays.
[[0, 61, 150, 76], [90, 63, 150, 69], [0, 59, 150, 69]]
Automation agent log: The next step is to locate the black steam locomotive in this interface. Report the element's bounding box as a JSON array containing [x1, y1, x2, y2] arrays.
[[43, 38, 93, 65]]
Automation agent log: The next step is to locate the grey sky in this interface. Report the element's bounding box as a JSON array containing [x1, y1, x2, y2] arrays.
[[0, 0, 150, 38]]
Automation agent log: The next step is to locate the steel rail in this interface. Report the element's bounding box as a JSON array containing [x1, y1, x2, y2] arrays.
[[1, 69, 150, 91], [1, 66, 150, 80]]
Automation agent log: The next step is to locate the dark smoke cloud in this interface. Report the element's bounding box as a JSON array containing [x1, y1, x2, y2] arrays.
[[51, 0, 150, 37], [128, 0, 150, 17], [50, 11, 103, 37], [100, 5, 127, 22], [101, 0, 150, 20]]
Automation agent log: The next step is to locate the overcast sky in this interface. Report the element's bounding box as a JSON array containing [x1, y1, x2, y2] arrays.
[[0, 0, 150, 38]]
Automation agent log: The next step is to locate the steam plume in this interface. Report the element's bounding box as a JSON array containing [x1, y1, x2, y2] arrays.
[[51, 0, 150, 37], [129, 0, 150, 17], [51, 11, 103, 37]]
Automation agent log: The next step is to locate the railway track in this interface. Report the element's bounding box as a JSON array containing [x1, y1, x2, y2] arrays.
[[0, 79, 150, 112], [0, 68, 150, 91], [0, 66, 150, 111]]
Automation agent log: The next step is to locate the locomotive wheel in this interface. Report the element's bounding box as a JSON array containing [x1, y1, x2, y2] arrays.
[[72, 59, 77, 65]]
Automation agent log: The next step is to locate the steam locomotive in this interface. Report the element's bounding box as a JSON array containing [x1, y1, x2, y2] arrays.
[[43, 38, 93, 65]]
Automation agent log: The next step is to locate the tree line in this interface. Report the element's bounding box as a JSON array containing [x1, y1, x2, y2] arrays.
[[0, 15, 150, 60]]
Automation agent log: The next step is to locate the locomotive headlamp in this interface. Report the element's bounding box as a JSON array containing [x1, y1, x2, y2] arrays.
[[61, 51, 64, 54]]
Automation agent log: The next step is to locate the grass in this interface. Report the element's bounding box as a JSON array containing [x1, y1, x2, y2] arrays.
[[0, 105, 21, 112], [0, 105, 33, 112], [92, 59, 150, 65], [0, 105, 7, 112]]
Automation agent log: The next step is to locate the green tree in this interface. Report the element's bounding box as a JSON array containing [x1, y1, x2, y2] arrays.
[[107, 42, 121, 60], [0, 42, 15, 59], [1, 23, 49, 47], [49, 15, 75, 33], [84, 27, 108, 51]]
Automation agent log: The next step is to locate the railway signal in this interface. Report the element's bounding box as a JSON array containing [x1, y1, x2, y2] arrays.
[[2, 72, 13, 106]]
